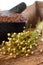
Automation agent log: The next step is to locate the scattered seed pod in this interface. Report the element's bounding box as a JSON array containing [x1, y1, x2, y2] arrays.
[[39, 49, 43, 53], [27, 49, 30, 53], [35, 44, 38, 47], [2, 51, 6, 54], [10, 53, 13, 56], [7, 33, 11, 37], [30, 45, 32, 49], [22, 47, 26, 52], [31, 51, 34, 55], [25, 53, 29, 57], [7, 48, 11, 52]]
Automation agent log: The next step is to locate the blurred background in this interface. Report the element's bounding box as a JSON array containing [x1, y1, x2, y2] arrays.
[[0, 0, 43, 11]]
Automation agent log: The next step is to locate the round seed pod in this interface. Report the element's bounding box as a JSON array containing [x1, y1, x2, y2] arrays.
[[30, 45, 32, 49], [31, 51, 34, 55], [25, 53, 29, 57], [39, 49, 43, 53], [7, 33, 11, 37], [2, 51, 6, 55], [13, 54, 16, 58], [27, 49, 30, 53]]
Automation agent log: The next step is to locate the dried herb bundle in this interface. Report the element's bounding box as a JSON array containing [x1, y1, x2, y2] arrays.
[[0, 29, 40, 58]]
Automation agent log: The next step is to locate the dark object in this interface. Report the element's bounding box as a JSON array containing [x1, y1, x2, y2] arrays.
[[0, 22, 27, 33], [2, 2, 27, 16], [0, 14, 27, 43], [0, 22, 27, 43]]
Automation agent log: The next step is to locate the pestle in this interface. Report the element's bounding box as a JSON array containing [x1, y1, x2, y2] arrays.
[[1, 2, 27, 16]]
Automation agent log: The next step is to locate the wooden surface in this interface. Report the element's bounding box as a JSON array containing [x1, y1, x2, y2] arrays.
[[0, 35, 43, 65]]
